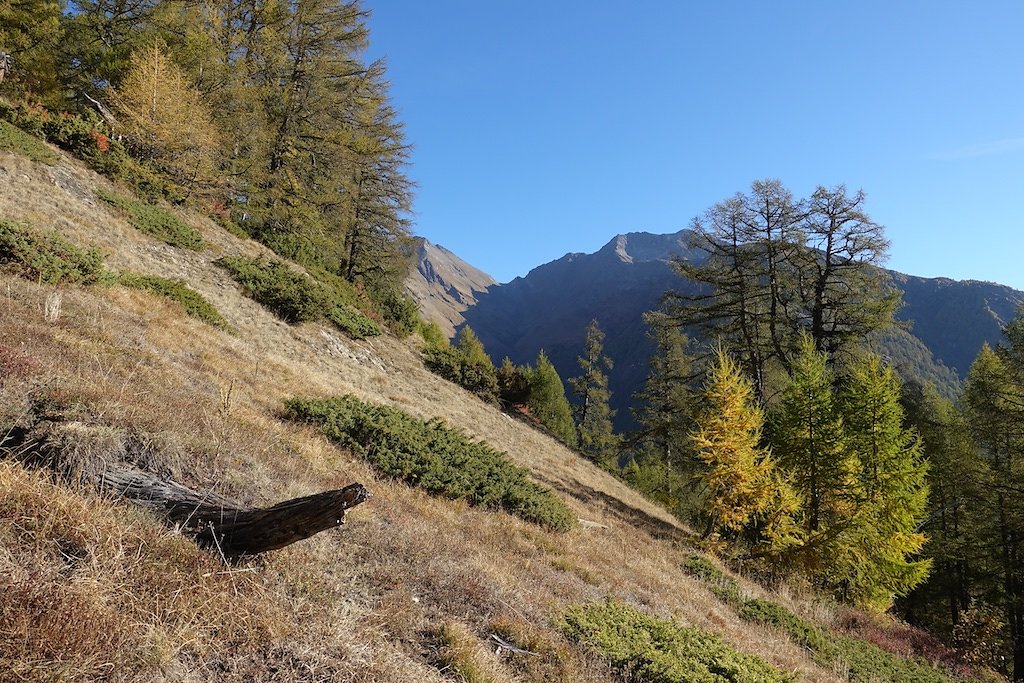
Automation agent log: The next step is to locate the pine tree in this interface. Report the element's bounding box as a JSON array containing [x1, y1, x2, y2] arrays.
[[497, 356, 530, 406], [633, 312, 695, 475], [569, 319, 619, 466], [527, 350, 577, 446], [690, 348, 780, 538], [836, 354, 931, 610], [899, 384, 984, 639]]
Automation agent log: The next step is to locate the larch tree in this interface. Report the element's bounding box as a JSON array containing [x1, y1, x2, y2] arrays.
[[797, 185, 901, 359], [0, 0, 62, 99], [569, 319, 619, 466], [964, 339, 1024, 679], [770, 334, 851, 536], [835, 354, 931, 610], [527, 350, 577, 447], [110, 39, 220, 197], [668, 180, 899, 400], [690, 348, 782, 540]]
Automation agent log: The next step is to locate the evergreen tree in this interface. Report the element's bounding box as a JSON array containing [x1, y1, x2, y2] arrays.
[[454, 326, 498, 403], [629, 311, 697, 512], [899, 384, 985, 639], [497, 356, 530, 406], [836, 354, 931, 610], [771, 335, 851, 535], [527, 350, 576, 446], [964, 341, 1024, 678], [0, 0, 62, 99], [569, 319, 619, 465], [690, 348, 780, 539]]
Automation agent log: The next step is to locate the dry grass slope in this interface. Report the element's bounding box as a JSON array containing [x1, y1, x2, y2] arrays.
[[0, 143, 962, 682]]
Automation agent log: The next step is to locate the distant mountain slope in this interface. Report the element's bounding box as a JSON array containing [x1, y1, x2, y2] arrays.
[[404, 237, 497, 337], [437, 230, 1023, 428], [893, 273, 1024, 375]]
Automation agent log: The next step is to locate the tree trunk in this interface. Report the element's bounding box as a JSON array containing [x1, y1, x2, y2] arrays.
[[98, 467, 369, 559]]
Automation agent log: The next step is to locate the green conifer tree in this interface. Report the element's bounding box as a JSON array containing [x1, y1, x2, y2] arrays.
[[899, 383, 984, 638], [964, 342, 1024, 676], [527, 350, 577, 446], [454, 326, 498, 404], [771, 335, 851, 535], [836, 354, 931, 610], [628, 312, 697, 513], [569, 319, 619, 466]]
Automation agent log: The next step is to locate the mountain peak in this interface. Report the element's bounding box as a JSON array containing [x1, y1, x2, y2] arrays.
[[405, 238, 497, 337], [596, 229, 693, 264]]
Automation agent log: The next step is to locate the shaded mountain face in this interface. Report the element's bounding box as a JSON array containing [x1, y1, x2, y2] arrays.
[[410, 230, 1024, 429], [404, 238, 498, 338]]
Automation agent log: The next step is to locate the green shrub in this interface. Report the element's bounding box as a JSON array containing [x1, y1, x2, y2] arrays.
[[682, 554, 744, 607], [739, 598, 959, 683], [96, 188, 204, 250], [216, 256, 381, 338], [218, 256, 327, 323], [0, 100, 130, 176], [116, 272, 229, 330], [326, 304, 383, 339], [370, 286, 419, 338], [424, 343, 465, 382], [561, 600, 794, 683], [0, 220, 108, 285], [283, 395, 576, 531], [0, 120, 59, 164], [422, 332, 500, 405], [418, 319, 448, 347]]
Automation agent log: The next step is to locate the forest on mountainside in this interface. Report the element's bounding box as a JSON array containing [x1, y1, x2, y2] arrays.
[[0, 0, 417, 331], [614, 180, 1024, 680], [3, 1, 1023, 678]]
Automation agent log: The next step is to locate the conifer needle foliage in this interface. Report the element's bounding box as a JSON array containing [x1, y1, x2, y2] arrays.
[[283, 395, 576, 531]]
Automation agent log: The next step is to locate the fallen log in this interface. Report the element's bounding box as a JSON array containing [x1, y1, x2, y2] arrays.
[[98, 467, 370, 559], [4, 417, 371, 559]]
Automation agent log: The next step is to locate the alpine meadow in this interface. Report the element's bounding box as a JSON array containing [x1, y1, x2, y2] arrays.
[[2, 1, 1024, 682]]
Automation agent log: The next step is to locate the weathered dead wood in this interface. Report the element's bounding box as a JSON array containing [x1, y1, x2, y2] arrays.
[[3, 417, 370, 560], [98, 467, 370, 559]]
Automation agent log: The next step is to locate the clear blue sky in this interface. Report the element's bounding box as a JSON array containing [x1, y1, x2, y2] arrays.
[[366, 1, 1024, 289]]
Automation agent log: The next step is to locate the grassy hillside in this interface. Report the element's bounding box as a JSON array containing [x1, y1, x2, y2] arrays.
[[0, 144, 986, 681]]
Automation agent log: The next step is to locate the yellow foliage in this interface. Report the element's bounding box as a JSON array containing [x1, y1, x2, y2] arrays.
[[110, 40, 219, 197]]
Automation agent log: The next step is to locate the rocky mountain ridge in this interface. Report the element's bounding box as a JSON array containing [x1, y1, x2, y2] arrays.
[[408, 229, 1024, 427]]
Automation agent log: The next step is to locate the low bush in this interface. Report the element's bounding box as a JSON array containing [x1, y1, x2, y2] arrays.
[[216, 256, 381, 339], [0, 220, 108, 285], [561, 600, 794, 683], [0, 119, 59, 164], [739, 598, 960, 683], [116, 273, 229, 330], [96, 188, 204, 250], [369, 285, 420, 338], [283, 395, 576, 531], [422, 331, 500, 405], [327, 304, 383, 340], [682, 554, 744, 607], [0, 100, 129, 176]]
